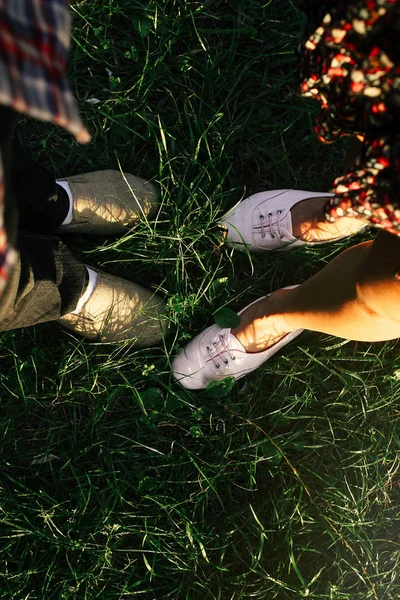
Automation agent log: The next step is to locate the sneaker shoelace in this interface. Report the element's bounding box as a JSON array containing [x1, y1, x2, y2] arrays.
[[206, 334, 236, 369], [259, 211, 284, 239]]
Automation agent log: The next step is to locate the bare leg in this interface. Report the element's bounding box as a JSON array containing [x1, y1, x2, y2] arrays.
[[233, 231, 400, 352]]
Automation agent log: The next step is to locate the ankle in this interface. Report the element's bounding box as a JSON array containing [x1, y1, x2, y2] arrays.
[[291, 197, 327, 240], [56, 180, 74, 226], [232, 291, 296, 353], [72, 267, 98, 314]]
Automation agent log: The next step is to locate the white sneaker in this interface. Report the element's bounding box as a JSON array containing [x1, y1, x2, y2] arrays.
[[220, 189, 334, 252], [172, 293, 303, 390]]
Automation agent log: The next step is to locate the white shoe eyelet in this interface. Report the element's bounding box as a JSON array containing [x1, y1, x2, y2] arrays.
[[224, 359, 228, 365], [280, 235, 284, 239], [232, 356, 236, 361], [216, 363, 220, 369], [206, 346, 211, 351], [261, 234, 266, 239], [271, 234, 276, 239], [260, 214, 264, 220], [268, 213, 272, 217], [278, 210, 282, 215]]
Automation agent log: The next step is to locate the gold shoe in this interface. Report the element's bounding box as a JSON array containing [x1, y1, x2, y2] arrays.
[[56, 170, 158, 235], [58, 268, 166, 345]]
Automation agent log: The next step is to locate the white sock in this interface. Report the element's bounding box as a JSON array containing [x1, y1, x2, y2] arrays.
[[72, 267, 98, 314], [56, 180, 74, 226]]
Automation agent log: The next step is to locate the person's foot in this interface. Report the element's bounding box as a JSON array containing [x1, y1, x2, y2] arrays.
[[56, 170, 158, 235], [220, 189, 366, 252], [172, 288, 303, 390], [58, 267, 167, 345]]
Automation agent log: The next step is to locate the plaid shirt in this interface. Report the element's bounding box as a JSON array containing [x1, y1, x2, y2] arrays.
[[0, 0, 89, 296]]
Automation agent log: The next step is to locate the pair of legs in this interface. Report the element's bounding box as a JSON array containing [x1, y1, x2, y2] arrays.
[[0, 108, 165, 344], [173, 188, 400, 389]]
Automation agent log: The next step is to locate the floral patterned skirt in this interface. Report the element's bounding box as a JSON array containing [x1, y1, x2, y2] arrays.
[[298, 0, 400, 235]]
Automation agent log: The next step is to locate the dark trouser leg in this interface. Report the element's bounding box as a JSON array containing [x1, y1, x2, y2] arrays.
[[11, 144, 71, 234], [0, 107, 87, 330]]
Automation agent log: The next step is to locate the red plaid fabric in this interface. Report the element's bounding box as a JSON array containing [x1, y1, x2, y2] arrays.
[[0, 0, 89, 296]]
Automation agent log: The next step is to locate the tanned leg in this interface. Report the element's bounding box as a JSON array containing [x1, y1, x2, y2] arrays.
[[233, 231, 400, 352]]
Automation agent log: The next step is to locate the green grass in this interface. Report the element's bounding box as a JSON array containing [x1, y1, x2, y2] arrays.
[[1, 0, 400, 598]]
